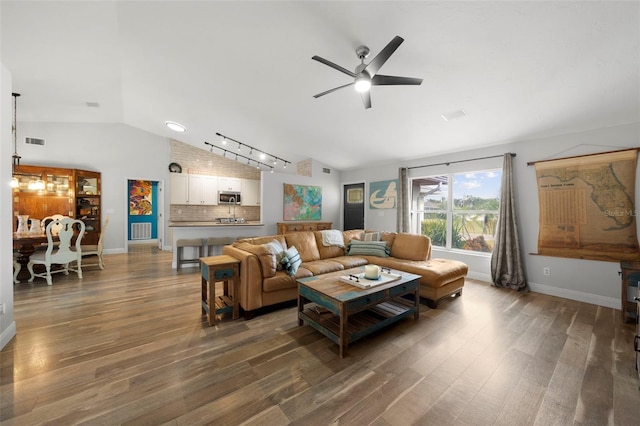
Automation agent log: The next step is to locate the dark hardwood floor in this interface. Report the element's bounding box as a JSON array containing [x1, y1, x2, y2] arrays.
[[2, 245, 639, 425]]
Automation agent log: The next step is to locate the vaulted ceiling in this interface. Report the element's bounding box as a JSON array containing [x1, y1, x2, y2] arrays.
[[2, 1, 638, 171]]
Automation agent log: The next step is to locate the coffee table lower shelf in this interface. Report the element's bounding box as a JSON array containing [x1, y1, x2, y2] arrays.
[[299, 297, 416, 353]]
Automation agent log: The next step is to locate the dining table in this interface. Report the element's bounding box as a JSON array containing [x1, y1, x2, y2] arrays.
[[12, 233, 58, 280]]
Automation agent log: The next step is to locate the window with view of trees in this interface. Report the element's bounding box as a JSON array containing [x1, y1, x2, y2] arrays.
[[410, 170, 502, 253]]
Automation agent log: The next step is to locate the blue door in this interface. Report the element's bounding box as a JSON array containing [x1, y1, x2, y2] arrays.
[[128, 180, 158, 240]]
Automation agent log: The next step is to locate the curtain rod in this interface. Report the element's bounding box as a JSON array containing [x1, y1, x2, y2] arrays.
[[407, 153, 515, 170], [526, 147, 640, 166]]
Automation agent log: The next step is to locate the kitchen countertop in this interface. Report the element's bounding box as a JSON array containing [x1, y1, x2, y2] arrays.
[[169, 221, 264, 227]]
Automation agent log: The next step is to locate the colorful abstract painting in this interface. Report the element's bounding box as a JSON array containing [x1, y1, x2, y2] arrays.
[[283, 184, 322, 220], [129, 180, 153, 215], [369, 179, 398, 209]]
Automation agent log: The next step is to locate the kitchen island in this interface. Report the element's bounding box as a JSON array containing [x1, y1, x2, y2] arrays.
[[169, 221, 266, 269]]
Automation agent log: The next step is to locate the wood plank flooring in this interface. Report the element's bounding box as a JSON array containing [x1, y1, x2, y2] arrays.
[[2, 245, 639, 425]]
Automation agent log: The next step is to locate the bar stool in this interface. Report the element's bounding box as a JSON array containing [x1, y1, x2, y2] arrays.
[[176, 238, 204, 270], [206, 237, 235, 256]]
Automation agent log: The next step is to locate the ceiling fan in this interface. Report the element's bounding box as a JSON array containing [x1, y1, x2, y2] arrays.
[[312, 35, 423, 109]]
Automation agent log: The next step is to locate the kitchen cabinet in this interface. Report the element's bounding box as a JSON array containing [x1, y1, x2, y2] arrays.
[[218, 177, 241, 192], [170, 174, 189, 204], [189, 175, 218, 205], [171, 173, 218, 205], [241, 179, 260, 206]]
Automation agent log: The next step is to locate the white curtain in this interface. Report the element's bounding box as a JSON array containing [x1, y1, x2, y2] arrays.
[[491, 153, 527, 291], [397, 167, 410, 233]]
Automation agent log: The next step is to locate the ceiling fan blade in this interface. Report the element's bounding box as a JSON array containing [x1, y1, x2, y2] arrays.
[[313, 82, 355, 98], [372, 74, 423, 86], [364, 36, 404, 77], [361, 91, 372, 109], [312, 55, 358, 78]]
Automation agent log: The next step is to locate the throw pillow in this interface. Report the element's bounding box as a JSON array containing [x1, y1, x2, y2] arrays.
[[281, 245, 302, 276], [363, 231, 381, 242], [264, 239, 286, 270], [346, 240, 390, 257]]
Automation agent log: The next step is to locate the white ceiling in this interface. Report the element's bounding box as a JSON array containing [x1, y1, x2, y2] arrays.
[[2, 1, 639, 171]]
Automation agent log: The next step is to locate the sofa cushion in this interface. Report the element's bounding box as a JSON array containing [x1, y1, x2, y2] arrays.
[[390, 233, 431, 261], [234, 242, 276, 278], [301, 259, 345, 275], [344, 229, 364, 243], [249, 235, 288, 248], [330, 255, 369, 269], [263, 269, 311, 293], [285, 232, 320, 262], [314, 231, 345, 259], [347, 240, 390, 257], [281, 245, 302, 276], [380, 232, 396, 248]]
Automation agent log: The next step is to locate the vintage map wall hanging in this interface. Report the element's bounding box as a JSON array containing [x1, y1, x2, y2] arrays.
[[534, 148, 640, 261]]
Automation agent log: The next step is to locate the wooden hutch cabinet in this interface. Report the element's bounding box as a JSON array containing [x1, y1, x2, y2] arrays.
[[74, 169, 101, 245], [12, 165, 101, 245]]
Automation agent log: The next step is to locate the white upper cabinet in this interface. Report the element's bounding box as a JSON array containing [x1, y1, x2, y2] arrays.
[[218, 177, 241, 192], [241, 179, 260, 206], [171, 174, 218, 205], [170, 174, 188, 204]]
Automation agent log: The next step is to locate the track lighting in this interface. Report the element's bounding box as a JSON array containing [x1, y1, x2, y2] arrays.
[[205, 132, 291, 171]]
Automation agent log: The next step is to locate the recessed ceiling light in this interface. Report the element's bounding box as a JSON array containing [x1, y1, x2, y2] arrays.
[[441, 110, 467, 121], [165, 121, 186, 132]]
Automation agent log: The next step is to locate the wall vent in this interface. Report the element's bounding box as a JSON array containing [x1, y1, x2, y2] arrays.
[[131, 223, 152, 240], [322, 168, 331, 174], [25, 137, 45, 146]]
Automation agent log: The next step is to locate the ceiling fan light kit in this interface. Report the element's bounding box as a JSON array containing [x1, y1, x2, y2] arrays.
[[312, 35, 423, 109]]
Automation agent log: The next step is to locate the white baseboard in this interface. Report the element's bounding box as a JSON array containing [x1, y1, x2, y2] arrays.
[[465, 272, 619, 309], [527, 282, 620, 309], [0, 321, 16, 350]]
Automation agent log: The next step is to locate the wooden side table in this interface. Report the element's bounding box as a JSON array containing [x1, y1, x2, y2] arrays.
[[200, 255, 240, 326]]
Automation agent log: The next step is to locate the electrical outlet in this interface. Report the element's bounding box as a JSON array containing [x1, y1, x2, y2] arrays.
[[543, 267, 550, 276], [0, 303, 5, 315]]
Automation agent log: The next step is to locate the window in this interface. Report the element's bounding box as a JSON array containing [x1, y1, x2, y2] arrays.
[[411, 169, 502, 253]]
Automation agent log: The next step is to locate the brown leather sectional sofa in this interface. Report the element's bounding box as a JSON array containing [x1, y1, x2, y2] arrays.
[[222, 229, 468, 317]]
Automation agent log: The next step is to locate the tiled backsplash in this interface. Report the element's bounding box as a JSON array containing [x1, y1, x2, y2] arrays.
[[169, 204, 260, 222]]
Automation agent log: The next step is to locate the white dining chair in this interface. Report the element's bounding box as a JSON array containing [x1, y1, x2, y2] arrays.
[[28, 217, 85, 285], [78, 216, 109, 269], [13, 253, 21, 284]]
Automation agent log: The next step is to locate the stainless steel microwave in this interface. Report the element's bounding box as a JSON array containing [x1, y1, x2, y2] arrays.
[[219, 191, 241, 204]]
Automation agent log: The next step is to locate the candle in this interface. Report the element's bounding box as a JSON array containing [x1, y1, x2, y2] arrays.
[[364, 264, 380, 279]]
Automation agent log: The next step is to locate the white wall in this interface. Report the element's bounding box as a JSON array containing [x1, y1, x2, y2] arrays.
[[261, 158, 342, 235], [14, 122, 170, 254], [342, 122, 640, 309], [1, 62, 17, 350]]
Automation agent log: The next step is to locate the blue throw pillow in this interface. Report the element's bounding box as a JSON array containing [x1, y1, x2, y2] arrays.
[[347, 240, 390, 257], [281, 245, 302, 276]]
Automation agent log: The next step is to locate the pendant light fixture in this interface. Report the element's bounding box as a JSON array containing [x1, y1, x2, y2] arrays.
[[10, 92, 21, 188]]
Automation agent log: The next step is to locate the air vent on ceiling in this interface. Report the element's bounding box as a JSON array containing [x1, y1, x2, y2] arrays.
[[25, 137, 45, 146], [323, 168, 331, 174]]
